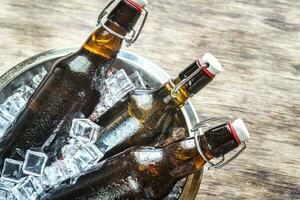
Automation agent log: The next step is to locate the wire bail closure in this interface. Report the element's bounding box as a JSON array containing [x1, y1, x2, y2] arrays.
[[191, 117, 247, 170], [96, 0, 148, 47], [171, 61, 207, 97]]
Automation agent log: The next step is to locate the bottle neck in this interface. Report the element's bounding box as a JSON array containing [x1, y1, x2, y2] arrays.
[[158, 59, 215, 108], [83, 21, 124, 59], [155, 78, 191, 109], [82, 0, 142, 58], [164, 123, 240, 178], [178, 59, 215, 94], [161, 77, 193, 107], [204, 122, 240, 158], [107, 0, 142, 33], [164, 138, 207, 179]]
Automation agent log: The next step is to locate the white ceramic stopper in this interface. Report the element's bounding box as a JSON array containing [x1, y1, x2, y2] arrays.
[[232, 118, 250, 142], [201, 53, 223, 75]]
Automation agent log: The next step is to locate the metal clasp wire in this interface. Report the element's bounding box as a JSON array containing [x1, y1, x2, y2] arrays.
[[96, 0, 148, 47], [171, 61, 207, 97], [191, 117, 247, 170]]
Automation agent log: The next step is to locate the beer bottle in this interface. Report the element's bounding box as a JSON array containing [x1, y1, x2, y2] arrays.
[[95, 53, 223, 159], [42, 118, 250, 200], [0, 0, 148, 159]]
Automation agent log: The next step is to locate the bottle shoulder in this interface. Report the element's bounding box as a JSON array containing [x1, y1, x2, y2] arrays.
[[83, 25, 123, 59], [48, 49, 108, 82]]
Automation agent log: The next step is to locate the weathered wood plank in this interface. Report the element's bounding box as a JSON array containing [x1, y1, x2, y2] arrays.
[[0, 0, 299, 199]]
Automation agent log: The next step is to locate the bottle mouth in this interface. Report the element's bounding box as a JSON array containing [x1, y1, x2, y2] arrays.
[[199, 53, 223, 78], [196, 59, 215, 78]]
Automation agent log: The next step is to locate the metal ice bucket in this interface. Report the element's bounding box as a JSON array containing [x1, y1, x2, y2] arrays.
[[0, 48, 203, 200]]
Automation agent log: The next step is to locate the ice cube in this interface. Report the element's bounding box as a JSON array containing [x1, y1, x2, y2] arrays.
[[43, 163, 63, 187], [0, 178, 15, 200], [11, 176, 43, 200], [0, 189, 10, 199], [73, 142, 104, 171], [43, 159, 78, 187], [105, 69, 135, 97], [0, 112, 12, 139], [101, 93, 118, 108], [69, 118, 103, 143], [16, 85, 34, 101], [61, 138, 81, 159], [58, 159, 78, 179], [0, 106, 15, 123], [89, 69, 135, 121], [1, 159, 23, 183], [31, 68, 47, 89], [41, 67, 47, 74], [22, 150, 48, 177], [129, 71, 147, 89], [1, 93, 27, 117]]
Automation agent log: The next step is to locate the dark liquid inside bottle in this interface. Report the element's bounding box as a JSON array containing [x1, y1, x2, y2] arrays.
[[4, 49, 109, 160], [95, 88, 180, 160], [0, 0, 144, 163], [41, 121, 243, 200], [94, 59, 215, 160], [42, 146, 192, 200]]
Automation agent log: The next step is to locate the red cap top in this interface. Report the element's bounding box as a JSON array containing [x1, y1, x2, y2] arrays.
[[126, 0, 147, 12]]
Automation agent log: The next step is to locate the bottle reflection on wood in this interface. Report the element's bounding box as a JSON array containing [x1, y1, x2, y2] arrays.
[[95, 53, 223, 160], [42, 118, 250, 200], [0, 0, 147, 160]]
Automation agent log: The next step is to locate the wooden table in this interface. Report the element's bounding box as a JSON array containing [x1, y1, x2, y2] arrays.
[[0, 0, 299, 199]]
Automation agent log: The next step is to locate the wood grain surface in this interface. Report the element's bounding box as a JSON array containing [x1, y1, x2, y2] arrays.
[[0, 0, 299, 199]]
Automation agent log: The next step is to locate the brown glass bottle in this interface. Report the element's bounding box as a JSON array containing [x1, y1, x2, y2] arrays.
[[95, 53, 223, 160], [41, 118, 250, 200], [0, 0, 147, 160]]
